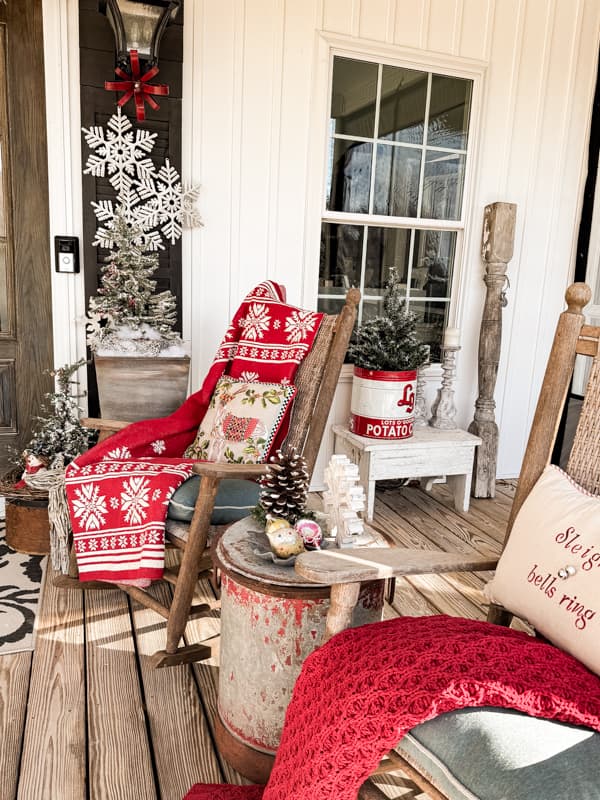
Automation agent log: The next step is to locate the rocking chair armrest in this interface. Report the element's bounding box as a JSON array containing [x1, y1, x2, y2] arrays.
[[295, 548, 498, 585], [191, 461, 266, 481], [80, 417, 130, 433]]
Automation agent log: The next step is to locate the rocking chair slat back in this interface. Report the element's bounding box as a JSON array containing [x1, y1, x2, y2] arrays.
[[286, 288, 360, 477], [567, 347, 600, 494], [488, 282, 598, 626], [284, 316, 337, 460], [502, 283, 596, 541]]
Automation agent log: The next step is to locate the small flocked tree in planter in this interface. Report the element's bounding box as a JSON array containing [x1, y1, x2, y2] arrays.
[[82, 109, 201, 419], [0, 359, 95, 558], [20, 359, 96, 471], [86, 212, 180, 355], [347, 269, 429, 440]]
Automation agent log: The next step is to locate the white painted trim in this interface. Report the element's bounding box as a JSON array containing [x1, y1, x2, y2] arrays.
[[321, 32, 488, 74], [447, 47, 487, 333], [302, 30, 332, 308], [42, 0, 88, 396], [181, 0, 200, 384], [322, 211, 466, 230]]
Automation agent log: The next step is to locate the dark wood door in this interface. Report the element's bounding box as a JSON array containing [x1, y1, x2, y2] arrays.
[[0, 1, 52, 473]]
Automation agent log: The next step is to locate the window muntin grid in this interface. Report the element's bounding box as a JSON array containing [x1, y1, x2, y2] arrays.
[[319, 56, 473, 361]]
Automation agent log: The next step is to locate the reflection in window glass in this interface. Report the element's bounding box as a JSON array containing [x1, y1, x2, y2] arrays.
[[321, 57, 473, 358], [320, 223, 364, 292], [0, 244, 8, 334], [378, 67, 427, 144], [421, 151, 466, 221], [365, 227, 411, 292], [373, 144, 421, 217], [327, 139, 372, 213], [330, 57, 378, 138], [316, 295, 346, 317], [412, 230, 456, 301], [361, 298, 385, 321], [428, 74, 472, 149], [410, 301, 448, 362]]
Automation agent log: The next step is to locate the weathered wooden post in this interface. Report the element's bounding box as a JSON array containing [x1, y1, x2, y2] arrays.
[[468, 202, 517, 498]]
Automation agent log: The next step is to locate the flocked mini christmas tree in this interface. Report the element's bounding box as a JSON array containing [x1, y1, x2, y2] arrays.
[[256, 447, 310, 525], [86, 211, 179, 352], [347, 268, 429, 371], [22, 358, 95, 468]]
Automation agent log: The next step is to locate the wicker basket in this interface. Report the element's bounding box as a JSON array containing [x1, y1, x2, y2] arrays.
[[1, 468, 51, 555]]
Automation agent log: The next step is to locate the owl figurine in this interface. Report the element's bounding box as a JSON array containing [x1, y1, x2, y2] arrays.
[[265, 517, 305, 559]]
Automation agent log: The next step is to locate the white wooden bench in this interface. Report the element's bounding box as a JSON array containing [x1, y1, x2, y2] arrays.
[[332, 424, 482, 521]]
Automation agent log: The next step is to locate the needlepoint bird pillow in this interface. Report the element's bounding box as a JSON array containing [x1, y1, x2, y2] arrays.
[[485, 465, 600, 675], [184, 376, 296, 464]]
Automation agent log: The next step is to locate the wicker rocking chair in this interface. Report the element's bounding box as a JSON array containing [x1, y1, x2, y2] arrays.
[[55, 288, 359, 668], [295, 282, 600, 799]]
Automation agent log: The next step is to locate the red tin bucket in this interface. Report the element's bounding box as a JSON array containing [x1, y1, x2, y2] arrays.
[[350, 366, 417, 439]]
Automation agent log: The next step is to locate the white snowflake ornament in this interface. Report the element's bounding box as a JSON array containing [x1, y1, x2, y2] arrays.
[[83, 109, 201, 251], [136, 158, 202, 245], [83, 109, 156, 196]]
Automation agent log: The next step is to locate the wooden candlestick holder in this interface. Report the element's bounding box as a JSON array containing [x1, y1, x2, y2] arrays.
[[429, 345, 460, 429], [413, 348, 431, 428]]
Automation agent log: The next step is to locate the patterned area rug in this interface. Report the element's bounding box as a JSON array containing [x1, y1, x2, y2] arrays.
[[0, 519, 47, 655]]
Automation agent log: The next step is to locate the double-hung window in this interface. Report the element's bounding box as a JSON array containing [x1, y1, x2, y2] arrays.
[[318, 55, 473, 360]]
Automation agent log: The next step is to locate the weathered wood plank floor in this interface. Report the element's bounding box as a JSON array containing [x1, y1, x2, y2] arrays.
[[1, 481, 515, 800]]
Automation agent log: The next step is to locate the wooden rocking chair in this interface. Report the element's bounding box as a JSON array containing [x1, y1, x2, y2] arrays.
[[55, 288, 360, 668], [295, 282, 600, 799]]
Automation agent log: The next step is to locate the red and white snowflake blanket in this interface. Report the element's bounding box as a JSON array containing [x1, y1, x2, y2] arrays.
[[65, 281, 323, 586], [184, 615, 600, 800]]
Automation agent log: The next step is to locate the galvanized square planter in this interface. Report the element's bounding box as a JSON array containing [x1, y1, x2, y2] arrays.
[[94, 355, 190, 421]]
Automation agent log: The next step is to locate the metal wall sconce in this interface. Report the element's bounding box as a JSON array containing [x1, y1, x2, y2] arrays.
[[101, 0, 181, 120], [101, 0, 181, 69]]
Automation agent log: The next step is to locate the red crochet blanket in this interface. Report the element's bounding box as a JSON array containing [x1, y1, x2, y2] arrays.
[[65, 281, 323, 586], [185, 616, 600, 800]]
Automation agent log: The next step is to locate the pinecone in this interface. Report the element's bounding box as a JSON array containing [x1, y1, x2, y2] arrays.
[[258, 447, 310, 524]]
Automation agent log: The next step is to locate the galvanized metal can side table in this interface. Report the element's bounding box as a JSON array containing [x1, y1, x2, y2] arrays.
[[214, 516, 385, 784]]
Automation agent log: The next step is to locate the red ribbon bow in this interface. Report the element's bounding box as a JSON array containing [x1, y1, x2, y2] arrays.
[[105, 49, 169, 122]]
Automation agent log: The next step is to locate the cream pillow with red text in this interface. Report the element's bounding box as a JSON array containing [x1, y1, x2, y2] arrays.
[[485, 465, 600, 675]]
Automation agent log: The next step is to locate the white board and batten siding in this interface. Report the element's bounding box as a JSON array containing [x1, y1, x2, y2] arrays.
[[44, 0, 600, 486]]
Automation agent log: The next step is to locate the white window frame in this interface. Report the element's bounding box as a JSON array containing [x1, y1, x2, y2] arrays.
[[302, 33, 487, 361]]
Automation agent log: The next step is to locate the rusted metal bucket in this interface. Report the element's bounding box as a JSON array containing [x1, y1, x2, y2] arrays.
[[214, 518, 384, 782]]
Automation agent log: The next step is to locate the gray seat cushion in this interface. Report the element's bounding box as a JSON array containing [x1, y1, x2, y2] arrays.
[[397, 706, 600, 800], [167, 476, 261, 525]]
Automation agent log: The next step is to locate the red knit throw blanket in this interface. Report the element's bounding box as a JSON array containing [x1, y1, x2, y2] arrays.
[[185, 616, 600, 800], [65, 281, 323, 586]]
